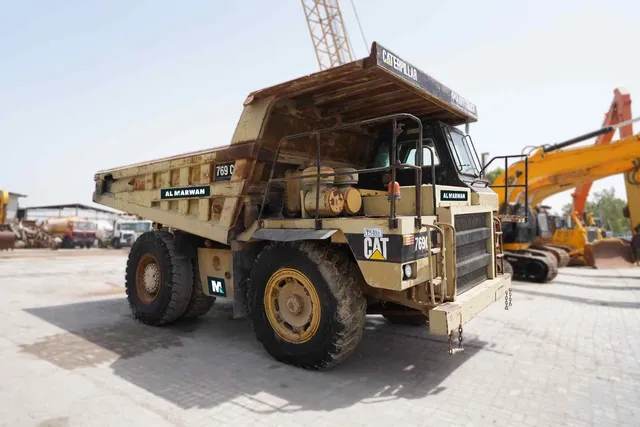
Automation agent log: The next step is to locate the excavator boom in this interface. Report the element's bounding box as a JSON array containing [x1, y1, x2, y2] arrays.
[[494, 129, 640, 207], [572, 88, 633, 214]]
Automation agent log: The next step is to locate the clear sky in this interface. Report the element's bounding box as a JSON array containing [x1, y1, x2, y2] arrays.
[[2, 0, 638, 213]]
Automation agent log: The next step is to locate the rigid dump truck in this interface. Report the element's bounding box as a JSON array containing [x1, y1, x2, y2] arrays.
[[93, 42, 522, 370], [44, 217, 97, 249]]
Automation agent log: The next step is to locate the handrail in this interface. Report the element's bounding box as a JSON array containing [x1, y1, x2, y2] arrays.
[[492, 216, 504, 275], [257, 113, 438, 229], [479, 154, 529, 221], [421, 223, 445, 304]]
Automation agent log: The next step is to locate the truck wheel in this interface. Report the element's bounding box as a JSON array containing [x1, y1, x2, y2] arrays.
[[382, 302, 428, 326], [125, 231, 193, 326], [113, 238, 121, 249], [249, 242, 367, 370], [182, 257, 215, 319], [61, 237, 72, 249]]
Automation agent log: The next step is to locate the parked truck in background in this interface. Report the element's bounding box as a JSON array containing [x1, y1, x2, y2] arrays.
[[96, 217, 153, 248], [44, 217, 97, 249], [92, 42, 525, 370]]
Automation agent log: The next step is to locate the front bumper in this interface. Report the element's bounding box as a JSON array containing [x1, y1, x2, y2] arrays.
[[119, 235, 137, 247], [428, 273, 511, 335]]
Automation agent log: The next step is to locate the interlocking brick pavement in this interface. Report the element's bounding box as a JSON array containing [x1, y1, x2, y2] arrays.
[[1, 249, 639, 426]]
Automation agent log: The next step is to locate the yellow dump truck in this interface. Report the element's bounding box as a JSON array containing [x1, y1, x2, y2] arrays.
[[93, 42, 521, 369]]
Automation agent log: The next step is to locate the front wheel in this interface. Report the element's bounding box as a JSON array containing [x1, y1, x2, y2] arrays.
[[249, 242, 367, 370], [125, 231, 193, 326]]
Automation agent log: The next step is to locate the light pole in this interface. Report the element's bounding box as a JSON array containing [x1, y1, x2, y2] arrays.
[[481, 152, 490, 178]]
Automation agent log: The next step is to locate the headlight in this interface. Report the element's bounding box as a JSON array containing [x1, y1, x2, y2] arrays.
[[403, 264, 413, 280]]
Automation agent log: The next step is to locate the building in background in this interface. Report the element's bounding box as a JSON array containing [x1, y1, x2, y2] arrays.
[[3, 192, 28, 222], [21, 203, 121, 223]]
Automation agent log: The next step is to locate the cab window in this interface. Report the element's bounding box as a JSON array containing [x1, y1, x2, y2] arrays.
[[373, 138, 440, 167], [404, 140, 440, 166]]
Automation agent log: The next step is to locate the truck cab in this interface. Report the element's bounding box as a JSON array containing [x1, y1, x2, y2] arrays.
[[112, 219, 152, 248]]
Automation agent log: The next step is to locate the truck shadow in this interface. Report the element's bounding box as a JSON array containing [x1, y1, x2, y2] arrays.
[[22, 297, 490, 412]]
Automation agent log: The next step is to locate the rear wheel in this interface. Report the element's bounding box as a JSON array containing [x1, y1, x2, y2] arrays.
[[249, 242, 367, 370], [61, 237, 72, 249], [125, 230, 193, 326], [182, 257, 215, 319]]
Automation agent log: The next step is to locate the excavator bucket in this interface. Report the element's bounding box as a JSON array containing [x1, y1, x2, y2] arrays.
[[585, 238, 634, 269]]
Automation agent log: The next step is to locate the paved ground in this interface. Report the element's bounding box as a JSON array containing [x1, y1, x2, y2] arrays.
[[1, 249, 639, 427]]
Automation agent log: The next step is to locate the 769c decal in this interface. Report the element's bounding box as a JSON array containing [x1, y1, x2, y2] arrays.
[[414, 235, 428, 251], [215, 162, 235, 181]]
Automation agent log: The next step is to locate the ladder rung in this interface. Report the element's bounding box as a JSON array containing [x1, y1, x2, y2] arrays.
[[431, 248, 441, 254], [495, 231, 503, 235], [432, 277, 443, 286], [496, 254, 504, 258]]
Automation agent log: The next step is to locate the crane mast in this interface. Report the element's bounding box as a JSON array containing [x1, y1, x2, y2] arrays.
[[301, 0, 353, 70]]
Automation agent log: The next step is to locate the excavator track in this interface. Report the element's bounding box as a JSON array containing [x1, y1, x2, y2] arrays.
[[504, 247, 559, 283], [531, 243, 570, 267]]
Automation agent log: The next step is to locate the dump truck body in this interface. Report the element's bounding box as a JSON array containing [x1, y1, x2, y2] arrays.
[[93, 42, 515, 369]]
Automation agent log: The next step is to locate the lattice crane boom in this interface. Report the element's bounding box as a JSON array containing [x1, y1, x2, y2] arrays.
[[301, 0, 353, 70]]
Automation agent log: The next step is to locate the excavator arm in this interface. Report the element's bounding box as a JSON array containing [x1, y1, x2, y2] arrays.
[[493, 132, 640, 207], [528, 158, 640, 208], [572, 88, 633, 215]]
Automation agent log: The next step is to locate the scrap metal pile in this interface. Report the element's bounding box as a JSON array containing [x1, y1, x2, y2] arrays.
[[0, 220, 61, 251]]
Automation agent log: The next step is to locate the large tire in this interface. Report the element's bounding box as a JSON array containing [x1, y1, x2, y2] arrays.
[[61, 236, 72, 249], [182, 257, 215, 319], [382, 302, 428, 326], [125, 230, 193, 326], [249, 242, 367, 370], [112, 238, 121, 249]]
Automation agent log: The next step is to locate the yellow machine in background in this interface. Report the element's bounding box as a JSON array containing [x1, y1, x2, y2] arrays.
[[490, 119, 640, 273], [550, 212, 600, 266], [0, 189, 17, 250], [0, 190, 8, 223]]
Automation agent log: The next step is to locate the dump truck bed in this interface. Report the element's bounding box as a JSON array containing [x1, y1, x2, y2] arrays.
[[94, 42, 479, 245]]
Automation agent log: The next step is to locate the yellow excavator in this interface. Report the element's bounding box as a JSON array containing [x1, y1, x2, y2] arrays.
[[502, 86, 640, 269], [488, 117, 640, 279], [543, 211, 601, 266]]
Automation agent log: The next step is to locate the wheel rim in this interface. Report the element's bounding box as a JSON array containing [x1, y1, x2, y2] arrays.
[[135, 253, 161, 304], [264, 268, 321, 344]]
